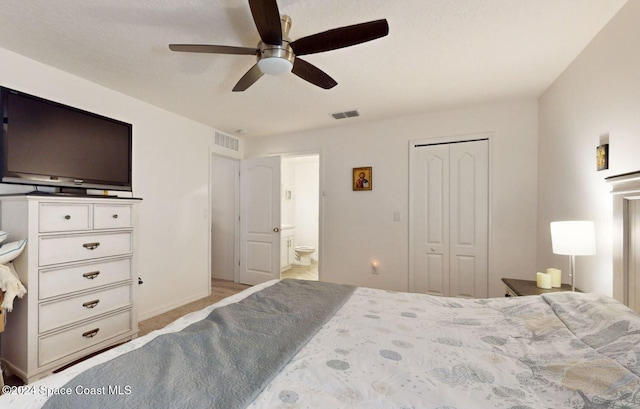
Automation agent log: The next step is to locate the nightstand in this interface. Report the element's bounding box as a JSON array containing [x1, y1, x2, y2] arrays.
[[501, 278, 576, 297]]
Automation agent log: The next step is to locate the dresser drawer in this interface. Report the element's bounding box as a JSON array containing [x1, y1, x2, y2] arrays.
[[39, 232, 133, 266], [94, 204, 133, 229], [39, 309, 132, 367], [39, 258, 132, 299], [39, 203, 92, 232], [39, 284, 132, 333]]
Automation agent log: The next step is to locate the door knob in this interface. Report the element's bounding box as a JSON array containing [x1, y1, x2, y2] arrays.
[[273, 227, 280, 232]]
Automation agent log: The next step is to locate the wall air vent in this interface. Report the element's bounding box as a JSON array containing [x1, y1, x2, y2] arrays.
[[331, 110, 360, 120], [214, 130, 240, 152]]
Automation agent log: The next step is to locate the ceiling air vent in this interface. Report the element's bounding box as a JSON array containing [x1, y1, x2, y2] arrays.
[[331, 110, 360, 120], [214, 130, 240, 152]]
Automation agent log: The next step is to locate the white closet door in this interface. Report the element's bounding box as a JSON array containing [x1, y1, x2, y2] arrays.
[[410, 144, 450, 296], [409, 138, 488, 298], [449, 141, 488, 298]]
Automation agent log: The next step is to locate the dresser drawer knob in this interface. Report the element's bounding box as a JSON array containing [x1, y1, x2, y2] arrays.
[[112, 214, 119, 219], [64, 215, 71, 220], [83, 242, 100, 250], [82, 299, 100, 309], [82, 328, 100, 339], [82, 271, 101, 280]]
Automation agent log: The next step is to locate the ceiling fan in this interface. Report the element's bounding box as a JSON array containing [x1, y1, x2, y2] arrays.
[[168, 0, 389, 92]]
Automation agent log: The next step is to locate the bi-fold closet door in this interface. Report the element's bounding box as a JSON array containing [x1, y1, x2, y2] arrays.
[[409, 137, 489, 298]]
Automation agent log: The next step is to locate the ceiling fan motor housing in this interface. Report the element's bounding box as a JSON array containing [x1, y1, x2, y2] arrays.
[[257, 42, 294, 75], [256, 15, 294, 75]]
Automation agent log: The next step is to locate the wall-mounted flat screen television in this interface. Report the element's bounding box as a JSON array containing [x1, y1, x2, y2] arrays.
[[0, 86, 132, 193]]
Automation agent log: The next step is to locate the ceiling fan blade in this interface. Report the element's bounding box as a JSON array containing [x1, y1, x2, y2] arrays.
[[169, 44, 258, 55], [249, 0, 282, 45], [233, 64, 264, 92], [290, 19, 389, 56], [292, 58, 337, 89]]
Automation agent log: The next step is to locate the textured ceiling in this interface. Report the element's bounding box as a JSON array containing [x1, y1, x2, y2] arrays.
[[0, 0, 627, 138]]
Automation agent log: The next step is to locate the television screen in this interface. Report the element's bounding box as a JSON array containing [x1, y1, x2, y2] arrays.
[[0, 87, 132, 192]]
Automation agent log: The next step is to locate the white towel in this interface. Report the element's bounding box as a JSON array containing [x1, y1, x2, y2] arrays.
[[0, 262, 27, 312]]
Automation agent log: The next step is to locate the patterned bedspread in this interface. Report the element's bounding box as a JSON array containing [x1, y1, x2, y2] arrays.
[[3, 281, 640, 408], [250, 287, 640, 408]]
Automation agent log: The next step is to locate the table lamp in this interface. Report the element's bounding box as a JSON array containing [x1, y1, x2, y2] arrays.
[[550, 221, 596, 291]]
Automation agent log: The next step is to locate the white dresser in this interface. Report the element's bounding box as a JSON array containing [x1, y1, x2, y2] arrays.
[[0, 194, 139, 384]]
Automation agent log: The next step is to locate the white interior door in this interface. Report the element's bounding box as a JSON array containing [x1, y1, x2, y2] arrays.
[[239, 156, 281, 285], [409, 143, 450, 296], [409, 138, 488, 298], [449, 141, 488, 298]]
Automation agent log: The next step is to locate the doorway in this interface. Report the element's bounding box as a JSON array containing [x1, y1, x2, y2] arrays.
[[213, 152, 322, 286], [280, 154, 320, 281]]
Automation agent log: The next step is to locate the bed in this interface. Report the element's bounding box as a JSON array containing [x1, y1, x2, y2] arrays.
[[2, 278, 640, 408]]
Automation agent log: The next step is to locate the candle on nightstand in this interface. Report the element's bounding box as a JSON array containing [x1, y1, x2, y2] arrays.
[[536, 272, 552, 289], [546, 268, 562, 288]]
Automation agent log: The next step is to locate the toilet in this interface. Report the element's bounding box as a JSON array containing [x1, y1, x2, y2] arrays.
[[294, 246, 315, 266]]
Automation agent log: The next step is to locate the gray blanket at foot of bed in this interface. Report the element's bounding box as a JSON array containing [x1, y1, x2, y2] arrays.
[[42, 279, 356, 409]]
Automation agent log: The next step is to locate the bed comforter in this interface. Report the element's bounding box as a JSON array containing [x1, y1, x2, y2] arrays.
[[3, 279, 640, 408]]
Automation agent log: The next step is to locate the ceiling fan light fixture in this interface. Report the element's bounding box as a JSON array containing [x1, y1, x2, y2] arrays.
[[257, 42, 295, 76], [257, 57, 293, 75]]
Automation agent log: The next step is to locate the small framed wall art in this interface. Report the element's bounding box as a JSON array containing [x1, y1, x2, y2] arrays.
[[353, 167, 372, 191], [596, 143, 609, 171]]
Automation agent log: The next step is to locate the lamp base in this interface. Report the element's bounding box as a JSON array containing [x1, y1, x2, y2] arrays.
[[569, 254, 576, 292]]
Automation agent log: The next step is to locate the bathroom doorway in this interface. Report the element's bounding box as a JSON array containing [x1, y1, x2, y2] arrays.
[[280, 154, 320, 281]]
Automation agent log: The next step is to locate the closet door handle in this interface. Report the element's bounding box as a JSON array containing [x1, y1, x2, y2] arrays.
[[82, 299, 100, 309], [82, 271, 100, 280], [82, 328, 100, 339], [83, 242, 100, 250]]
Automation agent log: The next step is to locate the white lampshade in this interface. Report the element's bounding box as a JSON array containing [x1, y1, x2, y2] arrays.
[[257, 57, 293, 76], [550, 221, 596, 256]]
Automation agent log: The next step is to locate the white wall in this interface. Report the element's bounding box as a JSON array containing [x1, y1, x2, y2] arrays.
[[0, 47, 213, 319], [537, 1, 640, 297], [246, 100, 539, 296]]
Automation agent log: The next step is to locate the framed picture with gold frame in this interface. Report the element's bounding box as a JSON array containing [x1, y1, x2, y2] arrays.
[[353, 167, 372, 191], [597, 144, 609, 171]]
